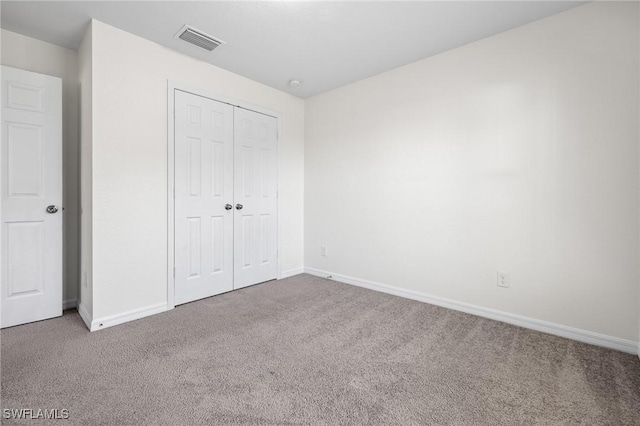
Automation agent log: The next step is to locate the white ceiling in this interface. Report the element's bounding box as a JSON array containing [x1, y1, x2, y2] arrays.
[[1, 1, 585, 98]]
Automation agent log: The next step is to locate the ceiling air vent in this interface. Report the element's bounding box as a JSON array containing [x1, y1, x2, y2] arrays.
[[175, 25, 226, 52]]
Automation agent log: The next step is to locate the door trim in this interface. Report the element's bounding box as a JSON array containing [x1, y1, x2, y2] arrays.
[[166, 81, 282, 310]]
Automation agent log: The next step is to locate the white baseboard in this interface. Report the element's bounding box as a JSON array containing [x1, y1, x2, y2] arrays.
[[88, 303, 167, 332], [63, 298, 77, 310], [77, 303, 93, 330], [304, 267, 639, 355], [280, 267, 304, 279]]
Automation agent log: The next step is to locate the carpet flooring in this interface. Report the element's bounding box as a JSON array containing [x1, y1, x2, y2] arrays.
[[1, 274, 640, 425]]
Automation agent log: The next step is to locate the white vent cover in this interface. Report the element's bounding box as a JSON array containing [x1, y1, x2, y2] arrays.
[[175, 25, 226, 52]]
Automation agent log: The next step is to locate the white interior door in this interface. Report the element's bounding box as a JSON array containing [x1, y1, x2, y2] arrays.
[[1, 66, 62, 328], [233, 107, 278, 289], [174, 90, 234, 305]]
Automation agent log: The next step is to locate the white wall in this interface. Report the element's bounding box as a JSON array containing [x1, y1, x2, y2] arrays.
[[85, 20, 304, 321], [305, 2, 639, 342], [78, 23, 93, 317], [1, 29, 80, 308]]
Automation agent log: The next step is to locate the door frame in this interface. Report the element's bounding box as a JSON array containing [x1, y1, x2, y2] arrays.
[[166, 81, 282, 310]]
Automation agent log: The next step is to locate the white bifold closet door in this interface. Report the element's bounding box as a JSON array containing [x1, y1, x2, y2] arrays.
[[174, 90, 277, 306]]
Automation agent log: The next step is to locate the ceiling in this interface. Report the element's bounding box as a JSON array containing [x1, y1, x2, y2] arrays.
[[1, 1, 585, 99]]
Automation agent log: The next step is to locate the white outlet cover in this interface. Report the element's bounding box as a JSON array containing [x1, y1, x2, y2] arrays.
[[497, 272, 509, 288]]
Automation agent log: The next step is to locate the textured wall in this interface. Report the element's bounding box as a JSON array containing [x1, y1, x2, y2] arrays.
[[305, 2, 640, 341]]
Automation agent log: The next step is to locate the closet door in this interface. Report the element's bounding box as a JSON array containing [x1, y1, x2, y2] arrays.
[[174, 90, 234, 305], [233, 108, 278, 289]]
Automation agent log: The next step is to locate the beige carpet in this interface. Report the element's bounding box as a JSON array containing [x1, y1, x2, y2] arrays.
[[1, 274, 639, 425]]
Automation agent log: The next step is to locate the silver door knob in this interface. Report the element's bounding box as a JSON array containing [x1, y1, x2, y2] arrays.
[[46, 205, 59, 214], [225, 204, 233, 210], [235, 204, 243, 210]]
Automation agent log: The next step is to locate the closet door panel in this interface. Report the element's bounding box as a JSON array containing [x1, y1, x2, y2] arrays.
[[174, 90, 234, 305], [233, 108, 278, 289]]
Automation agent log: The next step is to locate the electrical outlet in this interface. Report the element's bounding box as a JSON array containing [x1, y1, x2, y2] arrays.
[[320, 246, 328, 257], [497, 271, 509, 288]]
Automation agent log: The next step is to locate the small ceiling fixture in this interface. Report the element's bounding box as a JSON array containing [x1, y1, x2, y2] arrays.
[[288, 79, 303, 88], [175, 25, 226, 52]]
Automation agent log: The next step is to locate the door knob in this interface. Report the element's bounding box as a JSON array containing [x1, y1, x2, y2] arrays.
[[235, 204, 243, 210], [225, 204, 233, 210], [46, 205, 59, 214]]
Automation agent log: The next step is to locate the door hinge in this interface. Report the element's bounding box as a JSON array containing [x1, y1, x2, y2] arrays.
[[173, 267, 176, 278]]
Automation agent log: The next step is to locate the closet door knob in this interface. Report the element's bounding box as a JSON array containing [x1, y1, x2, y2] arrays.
[[235, 204, 243, 210], [225, 204, 233, 210]]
